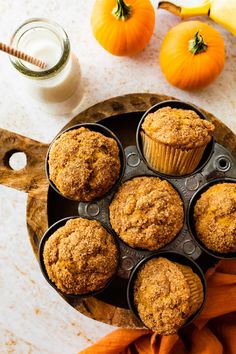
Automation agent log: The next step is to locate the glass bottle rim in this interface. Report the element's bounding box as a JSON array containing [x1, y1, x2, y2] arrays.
[[10, 18, 70, 79]]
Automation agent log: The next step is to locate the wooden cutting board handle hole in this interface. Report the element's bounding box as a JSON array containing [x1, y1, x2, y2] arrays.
[[0, 128, 49, 193], [4, 150, 27, 171]]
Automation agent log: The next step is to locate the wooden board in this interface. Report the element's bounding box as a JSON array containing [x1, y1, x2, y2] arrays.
[[1, 93, 236, 328]]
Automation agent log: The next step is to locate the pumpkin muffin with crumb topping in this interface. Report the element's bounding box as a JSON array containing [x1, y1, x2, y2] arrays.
[[48, 127, 121, 201], [43, 218, 119, 295], [141, 106, 215, 175], [109, 176, 184, 250], [194, 183, 236, 253], [133, 257, 204, 334]]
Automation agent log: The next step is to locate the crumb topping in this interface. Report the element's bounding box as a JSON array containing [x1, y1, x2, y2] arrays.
[[43, 218, 119, 294], [194, 183, 236, 253], [142, 107, 215, 149], [48, 127, 121, 201], [109, 176, 184, 250], [134, 258, 191, 335]]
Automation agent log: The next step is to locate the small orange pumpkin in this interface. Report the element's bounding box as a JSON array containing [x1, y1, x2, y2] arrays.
[[159, 21, 225, 89], [91, 0, 155, 56]]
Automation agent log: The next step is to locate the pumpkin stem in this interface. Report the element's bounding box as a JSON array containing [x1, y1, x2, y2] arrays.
[[112, 0, 132, 21], [189, 31, 208, 54]]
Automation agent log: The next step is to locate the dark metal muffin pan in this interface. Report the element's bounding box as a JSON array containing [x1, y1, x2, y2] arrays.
[[44, 100, 236, 312]]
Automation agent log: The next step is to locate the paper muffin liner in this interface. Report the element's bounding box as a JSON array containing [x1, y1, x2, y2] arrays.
[[176, 263, 204, 317], [141, 132, 207, 175]]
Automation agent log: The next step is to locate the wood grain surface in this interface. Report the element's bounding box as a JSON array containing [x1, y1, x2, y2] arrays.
[[1, 93, 236, 328]]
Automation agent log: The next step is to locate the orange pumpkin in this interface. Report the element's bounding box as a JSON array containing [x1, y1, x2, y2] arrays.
[[159, 21, 225, 89], [91, 0, 155, 56]]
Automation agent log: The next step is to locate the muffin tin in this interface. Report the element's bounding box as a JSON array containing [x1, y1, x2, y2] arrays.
[[42, 99, 236, 321]]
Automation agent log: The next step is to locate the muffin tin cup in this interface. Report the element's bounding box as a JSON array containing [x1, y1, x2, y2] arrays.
[[188, 177, 236, 260], [127, 251, 207, 330], [45, 123, 126, 202], [136, 100, 215, 179], [38, 216, 121, 299]]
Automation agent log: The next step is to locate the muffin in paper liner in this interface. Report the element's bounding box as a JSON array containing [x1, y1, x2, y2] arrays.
[[176, 263, 204, 317], [140, 106, 215, 176], [141, 131, 206, 175], [133, 257, 204, 335]]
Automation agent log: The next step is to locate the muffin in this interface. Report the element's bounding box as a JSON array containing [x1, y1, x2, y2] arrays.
[[48, 127, 121, 201], [109, 176, 184, 250], [194, 183, 236, 253], [133, 257, 204, 335], [141, 106, 215, 175], [43, 218, 119, 295]]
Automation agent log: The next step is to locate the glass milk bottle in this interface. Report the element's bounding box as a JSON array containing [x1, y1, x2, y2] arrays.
[[10, 18, 83, 115]]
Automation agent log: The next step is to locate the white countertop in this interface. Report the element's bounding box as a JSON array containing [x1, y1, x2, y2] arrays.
[[0, 1, 236, 353]]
